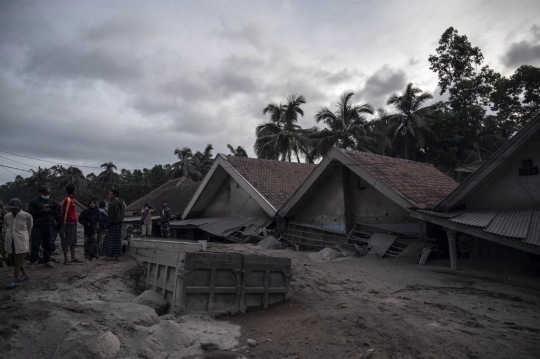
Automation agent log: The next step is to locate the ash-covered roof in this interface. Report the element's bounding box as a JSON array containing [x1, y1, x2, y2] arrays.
[[224, 156, 316, 210], [340, 149, 458, 209], [126, 177, 200, 216]]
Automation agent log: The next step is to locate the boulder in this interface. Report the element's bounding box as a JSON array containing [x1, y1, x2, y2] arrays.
[[53, 329, 120, 359], [257, 236, 281, 250], [137, 320, 194, 359], [319, 248, 340, 261], [131, 290, 169, 315]]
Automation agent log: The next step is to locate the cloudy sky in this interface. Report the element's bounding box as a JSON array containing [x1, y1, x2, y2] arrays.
[[1, 0, 539, 184]]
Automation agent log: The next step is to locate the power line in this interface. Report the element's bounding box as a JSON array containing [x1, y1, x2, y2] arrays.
[[0, 164, 32, 172], [0, 166, 17, 176], [0, 155, 35, 168], [0, 149, 103, 169]]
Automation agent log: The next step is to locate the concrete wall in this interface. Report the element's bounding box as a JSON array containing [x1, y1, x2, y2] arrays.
[[346, 168, 413, 228], [287, 164, 418, 233], [202, 176, 269, 218], [466, 138, 540, 210], [203, 177, 231, 217], [292, 166, 347, 231]]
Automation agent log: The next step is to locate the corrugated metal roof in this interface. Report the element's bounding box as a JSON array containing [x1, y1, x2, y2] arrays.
[[397, 240, 436, 257], [417, 210, 462, 218], [124, 215, 160, 223], [367, 233, 397, 256], [525, 209, 540, 246], [484, 209, 533, 239], [449, 210, 498, 227], [171, 216, 271, 239]]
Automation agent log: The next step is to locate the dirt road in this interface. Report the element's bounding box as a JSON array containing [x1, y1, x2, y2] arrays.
[[1, 243, 539, 359]]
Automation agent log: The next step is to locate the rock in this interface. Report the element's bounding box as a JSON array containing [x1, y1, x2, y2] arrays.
[[361, 349, 375, 358], [247, 339, 257, 347], [132, 290, 169, 315], [137, 320, 194, 359], [257, 236, 282, 250], [53, 330, 120, 359], [319, 248, 340, 261], [200, 341, 219, 351]]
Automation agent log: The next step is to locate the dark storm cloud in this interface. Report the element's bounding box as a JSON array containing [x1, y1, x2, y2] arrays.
[[502, 25, 540, 68], [23, 43, 143, 83], [358, 65, 407, 108]]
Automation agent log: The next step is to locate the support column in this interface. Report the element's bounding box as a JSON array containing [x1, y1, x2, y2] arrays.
[[445, 229, 458, 270]]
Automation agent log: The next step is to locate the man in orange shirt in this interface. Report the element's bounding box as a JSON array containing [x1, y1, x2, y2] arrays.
[[59, 184, 82, 265]]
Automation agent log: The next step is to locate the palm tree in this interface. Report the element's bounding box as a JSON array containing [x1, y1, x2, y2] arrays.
[[227, 144, 248, 157], [194, 144, 213, 178], [314, 91, 385, 157], [96, 162, 121, 196], [386, 83, 435, 160], [25, 167, 52, 194], [56, 166, 87, 192], [172, 147, 202, 180], [254, 94, 314, 162]]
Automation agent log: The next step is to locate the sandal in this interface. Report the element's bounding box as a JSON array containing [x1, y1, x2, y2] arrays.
[[64, 261, 72, 265], [71, 258, 83, 263], [6, 282, 19, 289], [45, 262, 56, 269], [17, 275, 28, 282]]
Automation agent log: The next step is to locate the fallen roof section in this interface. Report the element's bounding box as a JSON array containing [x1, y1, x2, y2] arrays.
[[171, 216, 273, 241], [279, 148, 458, 216], [182, 154, 315, 218]]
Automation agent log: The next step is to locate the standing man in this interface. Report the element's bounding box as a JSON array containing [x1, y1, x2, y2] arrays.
[[140, 203, 155, 236], [4, 198, 32, 289], [59, 184, 81, 265], [160, 202, 172, 238], [28, 185, 60, 269], [101, 189, 125, 261]]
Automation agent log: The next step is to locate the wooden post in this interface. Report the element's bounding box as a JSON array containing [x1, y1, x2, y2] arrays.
[[445, 229, 458, 270]]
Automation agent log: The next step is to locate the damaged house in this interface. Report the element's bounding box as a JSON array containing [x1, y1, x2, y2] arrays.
[[278, 148, 458, 257], [171, 155, 315, 242], [412, 115, 540, 270], [124, 177, 201, 237]]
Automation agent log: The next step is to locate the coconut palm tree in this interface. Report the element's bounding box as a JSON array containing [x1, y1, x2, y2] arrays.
[[194, 144, 213, 178], [386, 83, 435, 160], [25, 166, 52, 194], [254, 94, 314, 162], [227, 144, 248, 157], [56, 166, 87, 192], [314, 91, 385, 157], [172, 147, 202, 180], [96, 162, 121, 196]]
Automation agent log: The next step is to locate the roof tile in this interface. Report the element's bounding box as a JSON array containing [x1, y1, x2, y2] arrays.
[[224, 156, 316, 210], [341, 149, 458, 208]]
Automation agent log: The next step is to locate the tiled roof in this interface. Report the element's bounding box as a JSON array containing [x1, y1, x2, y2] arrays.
[[126, 177, 200, 216], [224, 156, 316, 210], [341, 150, 458, 209]]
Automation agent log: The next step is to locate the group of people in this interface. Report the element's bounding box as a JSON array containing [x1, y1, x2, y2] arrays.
[[2, 185, 127, 289], [140, 201, 172, 238]]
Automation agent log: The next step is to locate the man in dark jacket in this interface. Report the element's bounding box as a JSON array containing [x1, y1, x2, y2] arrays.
[[160, 202, 172, 238], [78, 199, 104, 260], [27, 185, 60, 269], [101, 189, 125, 261]]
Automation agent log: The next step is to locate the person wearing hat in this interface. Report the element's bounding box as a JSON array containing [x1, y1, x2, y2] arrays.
[[4, 198, 32, 289], [27, 184, 61, 269]]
